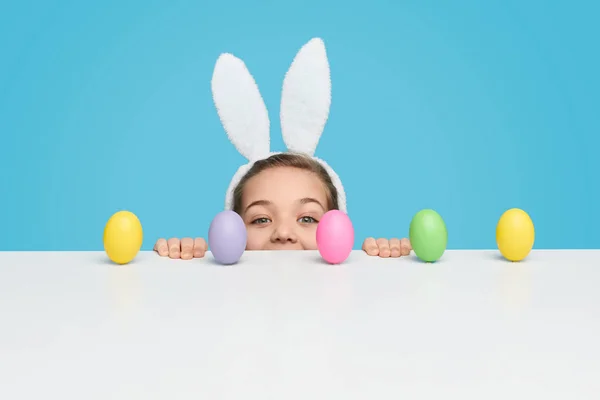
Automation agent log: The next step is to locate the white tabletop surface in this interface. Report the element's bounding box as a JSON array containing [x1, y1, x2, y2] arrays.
[[0, 250, 599, 399]]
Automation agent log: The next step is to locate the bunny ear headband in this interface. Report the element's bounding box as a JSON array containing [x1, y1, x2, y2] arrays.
[[211, 37, 347, 213]]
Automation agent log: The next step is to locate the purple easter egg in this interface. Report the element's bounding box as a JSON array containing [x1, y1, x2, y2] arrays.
[[208, 210, 247, 265]]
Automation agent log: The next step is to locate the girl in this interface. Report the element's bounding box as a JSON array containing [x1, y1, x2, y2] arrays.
[[153, 153, 411, 259], [154, 38, 411, 259]]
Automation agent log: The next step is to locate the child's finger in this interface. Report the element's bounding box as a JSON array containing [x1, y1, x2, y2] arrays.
[[376, 238, 391, 258], [400, 238, 411, 256], [154, 238, 169, 256], [362, 237, 379, 255], [180, 237, 194, 260], [167, 238, 181, 258], [194, 238, 207, 258], [389, 238, 401, 257]]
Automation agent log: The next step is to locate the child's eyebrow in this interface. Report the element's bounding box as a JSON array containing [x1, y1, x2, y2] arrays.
[[245, 200, 272, 213], [299, 197, 325, 210]]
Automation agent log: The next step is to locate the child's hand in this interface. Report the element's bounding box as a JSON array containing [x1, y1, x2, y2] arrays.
[[153, 237, 208, 260], [362, 237, 411, 258]]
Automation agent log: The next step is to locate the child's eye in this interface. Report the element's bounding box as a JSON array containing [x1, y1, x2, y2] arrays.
[[298, 216, 318, 224], [251, 217, 271, 225]]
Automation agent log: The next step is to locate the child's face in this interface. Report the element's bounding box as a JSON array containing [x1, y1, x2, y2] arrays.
[[240, 167, 330, 250]]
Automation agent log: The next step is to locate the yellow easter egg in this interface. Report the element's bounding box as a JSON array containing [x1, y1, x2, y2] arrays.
[[103, 210, 143, 265], [496, 208, 535, 262]]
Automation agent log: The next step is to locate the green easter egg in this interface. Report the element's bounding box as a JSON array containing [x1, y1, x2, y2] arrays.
[[409, 209, 448, 262]]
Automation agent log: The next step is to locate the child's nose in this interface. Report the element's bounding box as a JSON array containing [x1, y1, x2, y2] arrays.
[[271, 222, 298, 243]]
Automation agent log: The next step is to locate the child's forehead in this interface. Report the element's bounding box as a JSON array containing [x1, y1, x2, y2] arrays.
[[242, 166, 328, 202]]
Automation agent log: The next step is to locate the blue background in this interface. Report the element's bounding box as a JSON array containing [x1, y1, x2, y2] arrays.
[[1, 0, 597, 251]]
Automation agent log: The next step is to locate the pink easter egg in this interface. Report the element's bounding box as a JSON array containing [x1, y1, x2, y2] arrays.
[[316, 210, 354, 264]]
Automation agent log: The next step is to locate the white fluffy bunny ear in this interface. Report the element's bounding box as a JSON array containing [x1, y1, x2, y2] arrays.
[[280, 38, 331, 156], [211, 53, 270, 161]]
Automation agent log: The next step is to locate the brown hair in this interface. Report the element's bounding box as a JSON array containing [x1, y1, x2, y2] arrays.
[[232, 153, 339, 214]]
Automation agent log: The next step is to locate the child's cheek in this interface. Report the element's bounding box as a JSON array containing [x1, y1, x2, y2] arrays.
[[245, 228, 271, 250], [300, 230, 319, 251]]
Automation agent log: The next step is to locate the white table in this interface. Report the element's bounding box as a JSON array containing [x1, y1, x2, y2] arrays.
[[0, 250, 599, 399]]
